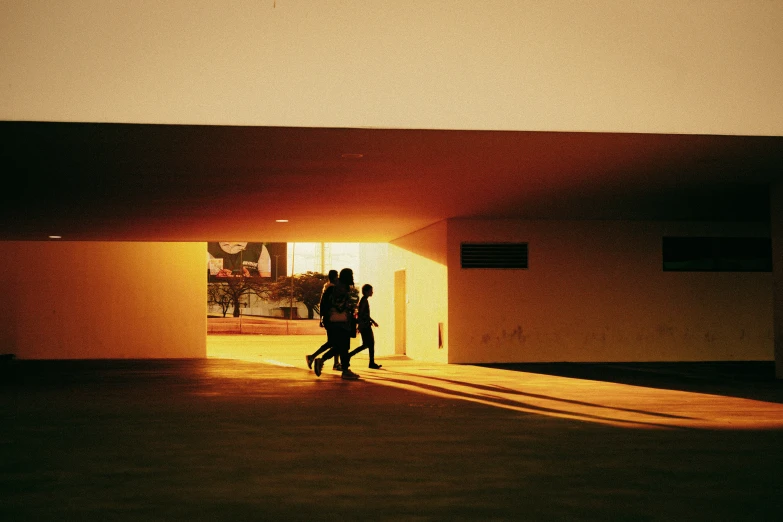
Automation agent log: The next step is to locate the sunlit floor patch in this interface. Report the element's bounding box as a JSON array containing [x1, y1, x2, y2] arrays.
[[359, 368, 783, 430], [208, 334, 783, 430], [263, 359, 295, 368]]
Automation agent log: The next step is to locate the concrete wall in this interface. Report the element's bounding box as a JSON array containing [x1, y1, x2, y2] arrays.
[[358, 222, 448, 363], [446, 219, 773, 363], [0, 241, 206, 359], [2, 1, 782, 136]]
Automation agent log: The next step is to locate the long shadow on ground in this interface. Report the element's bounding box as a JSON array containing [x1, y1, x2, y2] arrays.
[[475, 361, 783, 404]]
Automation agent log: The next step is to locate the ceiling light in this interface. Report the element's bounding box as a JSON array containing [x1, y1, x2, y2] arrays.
[[275, 219, 289, 223], [48, 235, 62, 239]]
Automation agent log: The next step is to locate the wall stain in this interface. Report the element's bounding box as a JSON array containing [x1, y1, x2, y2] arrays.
[[481, 326, 526, 344], [655, 324, 675, 337], [510, 326, 526, 343]]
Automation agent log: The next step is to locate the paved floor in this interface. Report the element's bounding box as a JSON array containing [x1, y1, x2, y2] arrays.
[[2, 335, 783, 521]]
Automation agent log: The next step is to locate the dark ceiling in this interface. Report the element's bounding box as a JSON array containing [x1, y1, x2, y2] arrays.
[[1, 121, 781, 242]]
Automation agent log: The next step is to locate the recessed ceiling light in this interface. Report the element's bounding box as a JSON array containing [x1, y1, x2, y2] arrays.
[[341, 153, 363, 159], [275, 219, 289, 223], [48, 235, 62, 239]]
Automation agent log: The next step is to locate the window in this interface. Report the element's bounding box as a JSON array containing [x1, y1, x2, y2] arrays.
[[461, 243, 528, 269], [662, 237, 772, 272]]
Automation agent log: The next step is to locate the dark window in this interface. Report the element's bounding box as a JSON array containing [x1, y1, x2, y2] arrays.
[[662, 237, 772, 272], [461, 243, 528, 269]]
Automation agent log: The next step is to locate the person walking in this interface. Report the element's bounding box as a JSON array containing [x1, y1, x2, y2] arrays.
[[313, 268, 360, 380], [306, 269, 340, 371], [348, 284, 382, 369]]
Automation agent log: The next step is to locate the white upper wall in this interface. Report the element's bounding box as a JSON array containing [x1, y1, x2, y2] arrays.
[[2, 0, 781, 136]]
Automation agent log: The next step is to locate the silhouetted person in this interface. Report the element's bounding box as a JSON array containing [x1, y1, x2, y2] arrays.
[[348, 284, 381, 369], [314, 268, 360, 380], [306, 270, 340, 371]]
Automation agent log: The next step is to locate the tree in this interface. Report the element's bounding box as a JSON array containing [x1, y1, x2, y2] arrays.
[[207, 283, 233, 317], [266, 271, 328, 319], [207, 276, 269, 317]]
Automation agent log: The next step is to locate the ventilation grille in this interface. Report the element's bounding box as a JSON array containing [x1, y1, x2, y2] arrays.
[[461, 243, 528, 269], [662, 236, 772, 272]]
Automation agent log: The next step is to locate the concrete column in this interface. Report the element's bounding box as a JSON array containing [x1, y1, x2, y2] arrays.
[[772, 183, 783, 379]]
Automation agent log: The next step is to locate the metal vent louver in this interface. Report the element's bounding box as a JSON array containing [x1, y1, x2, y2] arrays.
[[461, 243, 528, 269]]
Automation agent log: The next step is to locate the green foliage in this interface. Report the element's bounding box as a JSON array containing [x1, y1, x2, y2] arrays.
[[266, 271, 329, 319], [207, 277, 269, 318]]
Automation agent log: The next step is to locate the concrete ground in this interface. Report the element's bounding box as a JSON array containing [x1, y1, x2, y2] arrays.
[[2, 335, 783, 521]]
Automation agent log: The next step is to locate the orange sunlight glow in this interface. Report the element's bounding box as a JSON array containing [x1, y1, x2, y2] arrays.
[[359, 367, 783, 430], [207, 335, 783, 431]]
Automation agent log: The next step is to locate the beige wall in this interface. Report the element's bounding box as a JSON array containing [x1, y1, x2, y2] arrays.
[[0, 241, 206, 359], [355, 243, 394, 358], [358, 222, 448, 363], [447, 219, 773, 363], [2, 1, 782, 136]]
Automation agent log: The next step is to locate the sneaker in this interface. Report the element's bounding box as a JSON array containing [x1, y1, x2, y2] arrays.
[[333, 363, 343, 371], [306, 355, 314, 369], [314, 358, 323, 377], [341, 369, 360, 380], [369, 363, 382, 370]]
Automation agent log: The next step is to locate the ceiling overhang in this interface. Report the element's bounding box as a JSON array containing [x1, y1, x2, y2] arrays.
[[1, 121, 780, 242]]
